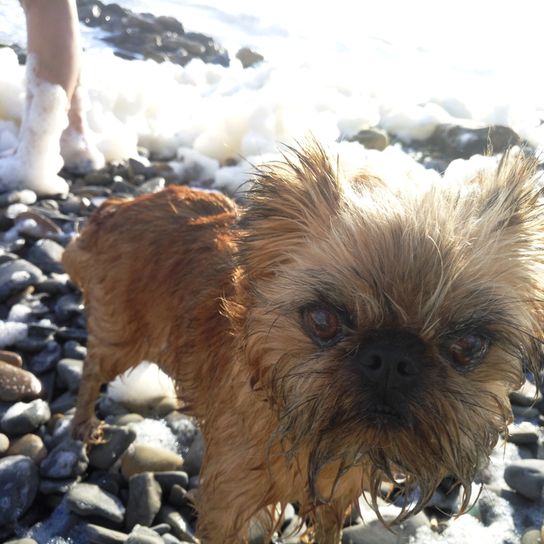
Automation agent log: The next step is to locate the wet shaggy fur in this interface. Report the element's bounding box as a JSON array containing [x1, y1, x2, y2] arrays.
[[63, 144, 544, 543]]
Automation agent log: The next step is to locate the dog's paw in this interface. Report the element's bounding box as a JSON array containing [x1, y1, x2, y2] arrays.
[[72, 417, 106, 446]]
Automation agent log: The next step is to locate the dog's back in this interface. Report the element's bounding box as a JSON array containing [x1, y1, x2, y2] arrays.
[[64, 186, 239, 439]]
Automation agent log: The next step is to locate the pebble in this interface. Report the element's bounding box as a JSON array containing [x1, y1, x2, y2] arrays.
[[84, 523, 128, 544], [348, 127, 390, 150], [511, 380, 540, 407], [120, 443, 184, 479], [29, 340, 62, 374], [182, 432, 204, 476], [88, 425, 137, 469], [39, 438, 89, 479], [6, 433, 47, 463], [66, 482, 126, 523], [505, 459, 544, 501], [0, 361, 42, 402], [0, 432, 10, 453], [1, 399, 51, 435], [62, 340, 87, 360], [0, 455, 39, 526], [56, 357, 84, 392], [0, 259, 44, 302], [521, 528, 543, 544], [156, 505, 197, 542], [235, 47, 264, 68], [0, 350, 23, 367], [153, 471, 190, 494], [54, 293, 84, 321], [126, 472, 162, 530], [39, 476, 79, 495], [127, 525, 164, 544]]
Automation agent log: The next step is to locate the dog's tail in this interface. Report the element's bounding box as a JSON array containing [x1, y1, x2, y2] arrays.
[[62, 198, 125, 290]]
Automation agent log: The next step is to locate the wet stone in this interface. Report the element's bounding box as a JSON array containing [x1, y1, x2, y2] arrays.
[[83, 523, 128, 544], [126, 472, 162, 530], [55, 293, 84, 322], [29, 341, 62, 375], [156, 506, 196, 542], [153, 471, 189, 494], [0, 361, 42, 402], [88, 425, 137, 469], [182, 432, 204, 476], [27, 239, 65, 274], [66, 482, 125, 523], [6, 433, 47, 464], [0, 350, 22, 367], [0, 259, 45, 302], [62, 340, 87, 360], [0, 455, 39, 526], [505, 460, 544, 501], [49, 390, 77, 414], [0, 432, 9, 453], [348, 127, 390, 150], [39, 476, 79, 495], [56, 358, 84, 393], [1, 399, 51, 435], [127, 525, 164, 544], [40, 438, 88, 479], [121, 443, 184, 479]]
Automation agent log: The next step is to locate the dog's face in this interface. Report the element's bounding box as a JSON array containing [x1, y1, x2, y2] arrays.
[[229, 144, 544, 517]]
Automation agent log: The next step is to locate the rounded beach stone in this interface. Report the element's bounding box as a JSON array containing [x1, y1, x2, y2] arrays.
[[0, 433, 10, 454], [56, 358, 84, 392], [66, 482, 125, 523], [27, 239, 65, 274], [505, 460, 544, 501], [1, 399, 51, 435], [121, 444, 183, 479], [83, 524, 128, 544], [0, 350, 23, 367], [6, 434, 47, 463], [0, 361, 42, 402], [88, 425, 137, 469], [0, 455, 39, 526], [127, 525, 164, 544], [40, 438, 89, 479], [0, 259, 44, 302], [126, 472, 162, 530]]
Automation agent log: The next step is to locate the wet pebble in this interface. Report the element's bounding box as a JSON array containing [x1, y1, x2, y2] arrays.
[[0, 455, 39, 526], [0, 361, 42, 402], [126, 472, 162, 530], [84, 523, 127, 544], [1, 399, 51, 435], [66, 482, 125, 523], [6, 433, 47, 463], [56, 357, 84, 392], [88, 425, 136, 469], [0, 259, 44, 302], [39, 438, 88, 479], [29, 341, 62, 374], [121, 443, 184, 479], [62, 340, 87, 360], [505, 460, 544, 501], [0, 432, 10, 453]]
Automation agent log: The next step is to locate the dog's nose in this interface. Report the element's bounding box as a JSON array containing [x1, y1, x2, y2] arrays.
[[357, 331, 426, 393]]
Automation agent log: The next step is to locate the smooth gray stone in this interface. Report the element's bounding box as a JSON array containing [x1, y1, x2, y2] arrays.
[[56, 358, 84, 392], [1, 399, 51, 435], [29, 341, 62, 375], [84, 523, 128, 544], [153, 471, 189, 493], [505, 459, 544, 501], [88, 425, 136, 470], [0, 455, 39, 526], [126, 472, 162, 530], [182, 432, 203, 476], [40, 438, 88, 479], [66, 483, 125, 523], [156, 506, 196, 542], [127, 525, 163, 544], [0, 259, 44, 302], [27, 239, 65, 274]]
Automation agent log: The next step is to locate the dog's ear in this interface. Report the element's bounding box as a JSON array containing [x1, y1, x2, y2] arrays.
[[238, 141, 344, 277], [472, 151, 544, 377]]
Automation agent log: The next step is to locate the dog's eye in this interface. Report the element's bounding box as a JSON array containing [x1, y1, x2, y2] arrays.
[[302, 306, 342, 347], [449, 334, 488, 369]]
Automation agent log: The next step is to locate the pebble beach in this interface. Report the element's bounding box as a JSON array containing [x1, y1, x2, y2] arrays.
[[0, 1, 544, 543]]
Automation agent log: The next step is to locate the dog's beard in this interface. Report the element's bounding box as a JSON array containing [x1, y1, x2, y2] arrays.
[[264, 345, 509, 519]]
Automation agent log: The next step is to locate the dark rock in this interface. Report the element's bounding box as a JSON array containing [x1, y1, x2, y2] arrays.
[[62, 340, 87, 360], [49, 391, 77, 413], [56, 358, 84, 392], [0, 455, 39, 526], [430, 123, 521, 159], [88, 425, 137, 469], [127, 525, 163, 544], [182, 432, 204, 476], [156, 505, 196, 542], [505, 459, 544, 501], [126, 472, 162, 530], [39, 476, 79, 495], [66, 483, 125, 523], [27, 239, 65, 273], [83, 523, 128, 544], [235, 47, 264, 68], [29, 341, 62, 374], [1, 399, 51, 435], [40, 438, 88, 479], [0, 260, 44, 302], [55, 293, 84, 322], [153, 471, 189, 494], [348, 128, 390, 151]]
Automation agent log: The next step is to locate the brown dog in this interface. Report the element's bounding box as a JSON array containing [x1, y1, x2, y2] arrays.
[[63, 143, 544, 543]]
